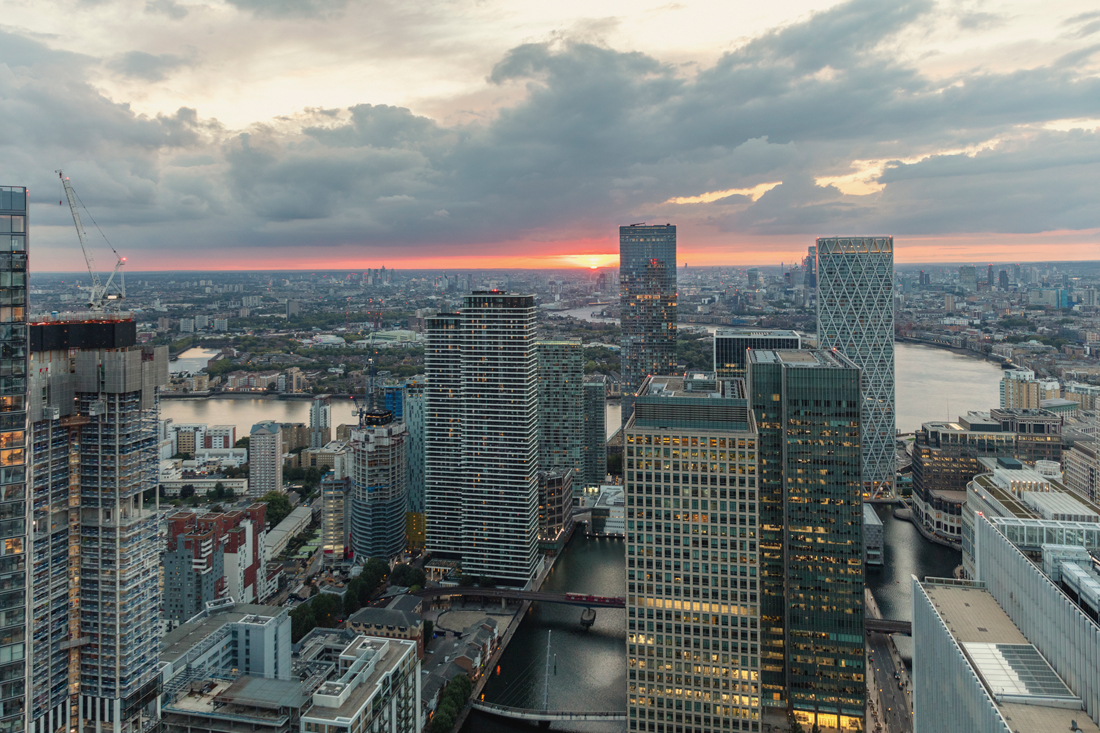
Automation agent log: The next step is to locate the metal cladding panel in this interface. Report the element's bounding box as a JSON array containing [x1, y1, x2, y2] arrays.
[[30, 320, 137, 353], [104, 349, 143, 393]]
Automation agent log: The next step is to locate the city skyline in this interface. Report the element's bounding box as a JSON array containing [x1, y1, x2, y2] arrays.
[[3, 0, 1099, 271]]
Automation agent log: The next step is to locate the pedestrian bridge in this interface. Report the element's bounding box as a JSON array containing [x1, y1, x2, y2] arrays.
[[413, 587, 913, 634], [412, 586, 626, 608], [471, 700, 628, 722], [865, 618, 912, 635]]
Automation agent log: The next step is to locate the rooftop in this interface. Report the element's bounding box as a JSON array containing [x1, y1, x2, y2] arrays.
[[302, 637, 415, 723], [921, 580, 1099, 732], [161, 603, 285, 665], [747, 348, 857, 369]]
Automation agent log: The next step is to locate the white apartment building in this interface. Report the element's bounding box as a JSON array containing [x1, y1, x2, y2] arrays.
[[249, 421, 284, 496]]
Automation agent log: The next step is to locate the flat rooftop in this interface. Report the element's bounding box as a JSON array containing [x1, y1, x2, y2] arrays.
[[714, 328, 801, 339], [747, 349, 855, 369], [302, 638, 414, 723], [921, 581, 1099, 733], [641, 373, 721, 399], [161, 603, 284, 664]]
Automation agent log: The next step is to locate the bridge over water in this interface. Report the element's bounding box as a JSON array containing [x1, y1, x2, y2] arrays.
[[412, 587, 913, 634], [412, 586, 625, 608], [471, 700, 627, 723]]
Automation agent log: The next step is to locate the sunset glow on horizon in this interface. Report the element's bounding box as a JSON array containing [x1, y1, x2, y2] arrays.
[[4, 1, 1098, 272]]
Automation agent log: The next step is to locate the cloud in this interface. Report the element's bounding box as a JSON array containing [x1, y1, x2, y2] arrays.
[[106, 51, 193, 81], [144, 0, 189, 19], [224, 0, 349, 19], [3, 0, 1100, 267], [956, 11, 1007, 31]]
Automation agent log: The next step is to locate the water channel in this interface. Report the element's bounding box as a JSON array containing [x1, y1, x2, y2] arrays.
[[166, 338, 1002, 731]]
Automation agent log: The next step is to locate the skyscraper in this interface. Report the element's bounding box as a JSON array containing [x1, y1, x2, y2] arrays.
[[28, 314, 168, 733], [403, 379, 426, 548], [583, 376, 607, 488], [748, 349, 864, 731], [624, 373, 760, 733], [538, 340, 585, 480], [0, 185, 27, 733], [348, 409, 408, 560], [958, 264, 977, 292], [249, 421, 283, 496], [425, 293, 540, 586], [816, 236, 895, 497], [620, 224, 677, 423], [713, 329, 802, 381], [309, 394, 331, 448]]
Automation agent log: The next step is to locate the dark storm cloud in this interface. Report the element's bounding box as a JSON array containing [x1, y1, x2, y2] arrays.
[[3, 0, 1100, 263]]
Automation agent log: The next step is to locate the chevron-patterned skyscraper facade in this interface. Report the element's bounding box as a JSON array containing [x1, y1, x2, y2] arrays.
[[816, 236, 896, 497]]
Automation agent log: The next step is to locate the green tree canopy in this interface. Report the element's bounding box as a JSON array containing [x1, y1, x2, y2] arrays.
[[259, 491, 292, 526]]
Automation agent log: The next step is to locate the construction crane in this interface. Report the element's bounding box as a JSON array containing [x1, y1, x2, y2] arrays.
[[57, 170, 126, 311]]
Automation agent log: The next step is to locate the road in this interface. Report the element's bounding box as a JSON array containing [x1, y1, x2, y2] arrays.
[[868, 632, 911, 733]]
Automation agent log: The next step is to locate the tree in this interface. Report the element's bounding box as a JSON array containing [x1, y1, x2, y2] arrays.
[[343, 589, 361, 617], [235, 436, 250, 449], [291, 603, 315, 643], [424, 620, 434, 640], [259, 491, 292, 526], [429, 709, 454, 733], [311, 593, 341, 628], [390, 564, 426, 589]]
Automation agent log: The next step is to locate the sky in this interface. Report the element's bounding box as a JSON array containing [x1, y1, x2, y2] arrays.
[[2, 0, 1099, 272]]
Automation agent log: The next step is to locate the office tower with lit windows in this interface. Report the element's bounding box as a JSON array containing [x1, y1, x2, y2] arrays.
[[624, 373, 761, 733], [425, 293, 540, 586], [0, 186, 27, 733], [28, 313, 168, 733], [538, 340, 585, 479], [713, 329, 802, 381], [816, 236, 895, 497], [747, 349, 864, 732], [620, 224, 677, 424]]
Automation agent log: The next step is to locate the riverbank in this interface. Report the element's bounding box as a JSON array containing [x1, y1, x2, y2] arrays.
[[895, 337, 1007, 367], [161, 392, 334, 400], [892, 502, 962, 551]]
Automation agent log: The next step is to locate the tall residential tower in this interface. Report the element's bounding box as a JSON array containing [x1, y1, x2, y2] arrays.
[[29, 314, 168, 733], [816, 236, 895, 497], [0, 185, 27, 733], [425, 293, 540, 586], [620, 224, 677, 424]]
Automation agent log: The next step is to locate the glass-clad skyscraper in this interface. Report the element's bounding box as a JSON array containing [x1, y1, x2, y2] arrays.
[[816, 236, 895, 497], [0, 186, 27, 733], [620, 224, 676, 424], [748, 350, 865, 732], [713, 329, 802, 380]]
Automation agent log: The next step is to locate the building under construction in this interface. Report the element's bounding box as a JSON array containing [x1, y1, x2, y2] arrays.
[[28, 312, 167, 733]]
